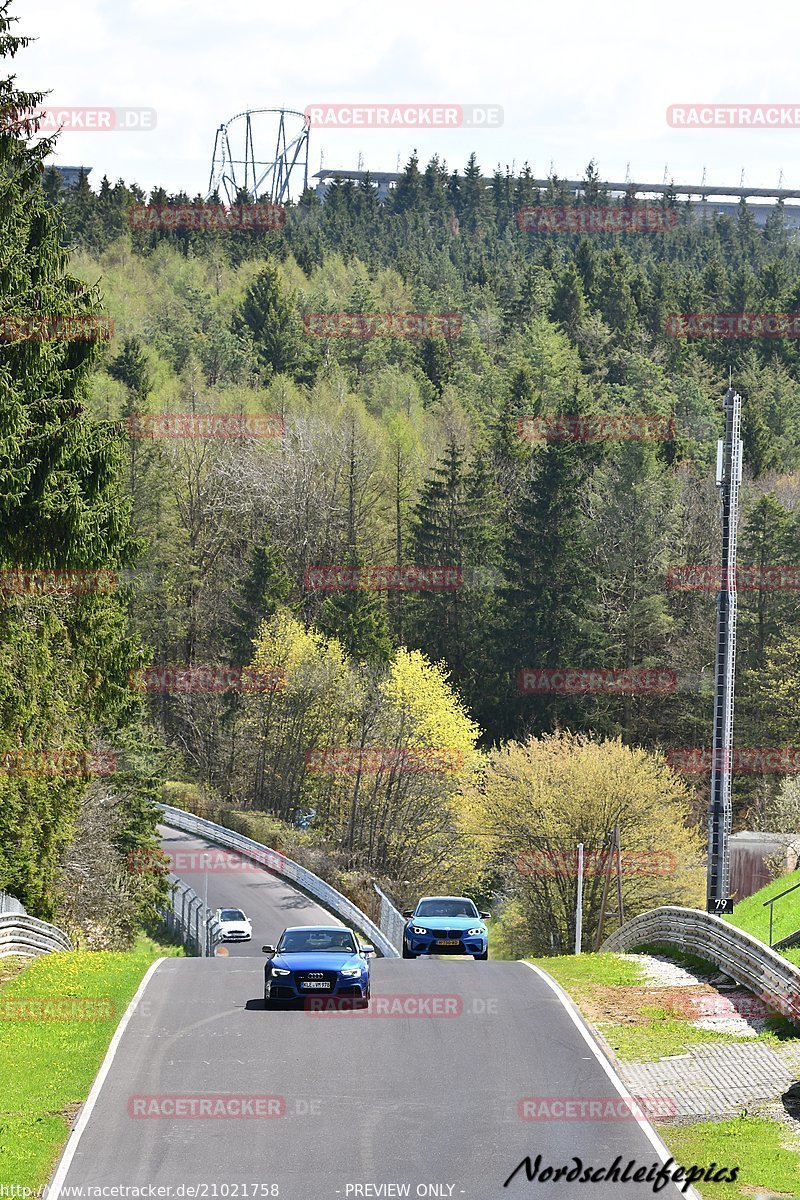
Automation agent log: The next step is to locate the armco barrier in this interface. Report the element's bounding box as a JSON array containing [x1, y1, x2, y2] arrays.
[[602, 905, 800, 1023], [0, 913, 72, 957], [159, 804, 400, 957], [0, 889, 26, 915]]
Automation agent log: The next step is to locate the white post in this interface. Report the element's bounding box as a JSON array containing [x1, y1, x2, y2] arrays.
[[202, 853, 209, 957], [575, 843, 584, 955]]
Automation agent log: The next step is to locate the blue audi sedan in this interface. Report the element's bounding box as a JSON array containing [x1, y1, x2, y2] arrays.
[[402, 896, 490, 959], [262, 925, 372, 1006]]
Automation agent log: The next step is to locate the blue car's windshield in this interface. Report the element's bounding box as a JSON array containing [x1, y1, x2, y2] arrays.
[[278, 929, 358, 954], [416, 899, 479, 918]]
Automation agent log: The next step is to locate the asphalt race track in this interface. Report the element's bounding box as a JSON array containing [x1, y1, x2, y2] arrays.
[[50, 826, 696, 1199]]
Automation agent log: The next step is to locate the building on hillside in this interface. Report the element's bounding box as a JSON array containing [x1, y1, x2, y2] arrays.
[[313, 169, 800, 227], [50, 165, 92, 189]]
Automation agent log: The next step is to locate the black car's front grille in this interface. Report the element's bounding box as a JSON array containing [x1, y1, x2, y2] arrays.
[[295, 970, 338, 989]]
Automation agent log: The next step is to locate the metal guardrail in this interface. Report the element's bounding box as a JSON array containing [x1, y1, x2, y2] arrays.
[[0, 913, 72, 957], [0, 889, 26, 915], [161, 875, 223, 956], [602, 905, 800, 1023], [159, 803, 400, 957], [374, 883, 405, 951]]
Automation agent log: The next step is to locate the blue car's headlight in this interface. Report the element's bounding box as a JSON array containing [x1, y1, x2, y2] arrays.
[[271, 968, 291, 976], [411, 926, 428, 935], [466, 927, 485, 936], [340, 966, 365, 977]]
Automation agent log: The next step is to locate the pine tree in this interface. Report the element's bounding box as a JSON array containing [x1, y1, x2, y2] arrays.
[[228, 541, 293, 666], [501, 442, 603, 738], [0, 1, 154, 919], [234, 261, 313, 383]]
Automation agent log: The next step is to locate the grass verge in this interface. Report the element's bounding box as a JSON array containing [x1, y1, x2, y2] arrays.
[[662, 1116, 800, 1199], [530, 952, 800, 1197], [532, 949, 798, 1059], [724, 870, 800, 951], [0, 932, 183, 1189]]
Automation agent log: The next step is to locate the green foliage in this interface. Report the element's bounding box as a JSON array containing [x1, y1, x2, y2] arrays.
[[0, 3, 162, 927]]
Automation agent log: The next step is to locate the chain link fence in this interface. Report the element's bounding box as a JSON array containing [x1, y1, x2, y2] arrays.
[[374, 883, 405, 951], [161, 876, 223, 956]]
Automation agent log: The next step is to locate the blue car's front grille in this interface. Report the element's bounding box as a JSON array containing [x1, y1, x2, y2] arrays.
[[295, 970, 338, 990]]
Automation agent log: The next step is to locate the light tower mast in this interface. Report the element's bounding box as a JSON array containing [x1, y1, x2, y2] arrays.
[[707, 386, 743, 914]]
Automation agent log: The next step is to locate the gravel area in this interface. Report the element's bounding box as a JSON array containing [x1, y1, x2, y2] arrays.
[[617, 952, 769, 1036]]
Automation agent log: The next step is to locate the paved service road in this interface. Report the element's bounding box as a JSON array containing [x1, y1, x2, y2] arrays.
[[158, 825, 343, 955], [51, 824, 696, 1198]]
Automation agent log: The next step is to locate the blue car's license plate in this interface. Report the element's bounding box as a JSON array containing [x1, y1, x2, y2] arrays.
[[301, 981, 331, 989], [437, 939, 459, 945]]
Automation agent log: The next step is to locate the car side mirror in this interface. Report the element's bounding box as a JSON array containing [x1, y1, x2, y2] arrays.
[[261, 945, 276, 955], [360, 945, 375, 958], [402, 910, 413, 918], [480, 912, 490, 920]]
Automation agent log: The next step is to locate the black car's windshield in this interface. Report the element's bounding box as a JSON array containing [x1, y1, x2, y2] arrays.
[[278, 929, 358, 954], [416, 899, 479, 918], [220, 909, 246, 921]]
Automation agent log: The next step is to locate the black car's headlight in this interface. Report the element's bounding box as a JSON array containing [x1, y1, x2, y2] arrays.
[[411, 926, 428, 935], [466, 927, 485, 936]]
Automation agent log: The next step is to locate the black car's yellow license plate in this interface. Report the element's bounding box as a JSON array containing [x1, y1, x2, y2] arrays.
[[437, 939, 460, 945]]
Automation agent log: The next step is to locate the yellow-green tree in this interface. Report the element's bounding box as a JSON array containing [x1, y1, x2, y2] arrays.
[[457, 732, 704, 955], [235, 613, 481, 895]]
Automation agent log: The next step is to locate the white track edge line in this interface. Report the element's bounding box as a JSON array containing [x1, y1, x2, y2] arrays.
[[522, 961, 703, 1200], [47, 956, 166, 1200]]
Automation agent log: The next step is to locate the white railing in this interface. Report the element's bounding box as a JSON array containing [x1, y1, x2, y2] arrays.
[[0, 913, 72, 957], [159, 804, 400, 957], [602, 905, 800, 1022], [0, 889, 26, 915]]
